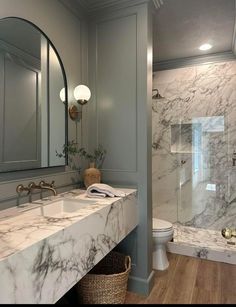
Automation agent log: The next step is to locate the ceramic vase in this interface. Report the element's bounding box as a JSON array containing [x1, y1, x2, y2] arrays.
[[83, 162, 101, 188]]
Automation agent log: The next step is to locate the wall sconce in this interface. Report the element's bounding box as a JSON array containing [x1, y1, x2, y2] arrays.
[[74, 85, 91, 106], [60, 85, 91, 121], [59, 88, 66, 103]]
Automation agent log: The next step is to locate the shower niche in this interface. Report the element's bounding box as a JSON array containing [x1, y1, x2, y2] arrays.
[[170, 123, 202, 153]]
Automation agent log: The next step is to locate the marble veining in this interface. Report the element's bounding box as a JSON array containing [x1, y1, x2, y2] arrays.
[[0, 188, 138, 303], [167, 223, 236, 264], [152, 60, 236, 230], [153, 60, 236, 263]]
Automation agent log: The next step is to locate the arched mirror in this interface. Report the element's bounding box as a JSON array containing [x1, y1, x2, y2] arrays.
[[0, 17, 68, 172]]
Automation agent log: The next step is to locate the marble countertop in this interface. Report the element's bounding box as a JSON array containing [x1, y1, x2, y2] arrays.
[[0, 188, 138, 303]]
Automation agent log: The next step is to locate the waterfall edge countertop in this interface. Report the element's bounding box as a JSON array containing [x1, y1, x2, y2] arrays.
[[0, 188, 138, 304]]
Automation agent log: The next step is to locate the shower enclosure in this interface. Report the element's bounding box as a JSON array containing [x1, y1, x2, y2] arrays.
[[152, 61, 236, 264]]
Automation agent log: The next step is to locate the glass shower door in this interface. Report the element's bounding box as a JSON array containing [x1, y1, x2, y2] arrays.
[[177, 115, 229, 231]]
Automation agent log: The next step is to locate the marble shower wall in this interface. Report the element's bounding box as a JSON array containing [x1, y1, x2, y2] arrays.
[[152, 61, 236, 230]]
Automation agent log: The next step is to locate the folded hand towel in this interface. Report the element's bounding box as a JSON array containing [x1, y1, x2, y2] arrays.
[[86, 183, 126, 198]]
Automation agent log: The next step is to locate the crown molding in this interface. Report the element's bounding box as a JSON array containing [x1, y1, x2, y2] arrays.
[[79, 0, 152, 13], [79, 0, 135, 12], [58, 0, 87, 19], [59, 0, 159, 19], [153, 51, 236, 71]]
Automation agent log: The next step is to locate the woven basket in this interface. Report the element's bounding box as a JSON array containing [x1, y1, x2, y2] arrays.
[[77, 251, 131, 304]]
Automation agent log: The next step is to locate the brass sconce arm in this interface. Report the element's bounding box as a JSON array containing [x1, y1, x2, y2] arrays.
[[68, 105, 82, 121]]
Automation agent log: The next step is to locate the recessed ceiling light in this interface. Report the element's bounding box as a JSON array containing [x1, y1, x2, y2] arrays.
[[199, 43, 212, 51]]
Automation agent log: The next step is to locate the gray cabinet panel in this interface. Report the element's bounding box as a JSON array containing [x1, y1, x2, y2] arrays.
[[96, 14, 137, 172]]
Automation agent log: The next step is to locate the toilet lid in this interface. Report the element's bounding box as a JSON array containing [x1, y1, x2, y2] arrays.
[[153, 218, 173, 231]]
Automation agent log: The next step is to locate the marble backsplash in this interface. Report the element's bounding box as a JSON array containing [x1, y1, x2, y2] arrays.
[[152, 61, 236, 231]]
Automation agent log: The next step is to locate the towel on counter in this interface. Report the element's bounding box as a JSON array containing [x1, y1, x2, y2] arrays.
[[86, 183, 126, 198]]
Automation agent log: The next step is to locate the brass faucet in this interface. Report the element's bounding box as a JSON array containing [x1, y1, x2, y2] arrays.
[[221, 227, 236, 239], [39, 180, 57, 196], [28, 180, 57, 196]]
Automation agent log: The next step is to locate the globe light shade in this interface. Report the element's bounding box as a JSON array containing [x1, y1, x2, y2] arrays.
[[74, 85, 91, 105], [59, 88, 65, 102], [199, 43, 212, 51]]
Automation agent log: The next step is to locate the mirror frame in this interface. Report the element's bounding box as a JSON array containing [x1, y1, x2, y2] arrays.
[[0, 16, 68, 173]]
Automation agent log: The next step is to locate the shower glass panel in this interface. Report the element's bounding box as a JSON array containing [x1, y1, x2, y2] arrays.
[[177, 98, 231, 233], [153, 62, 236, 262]]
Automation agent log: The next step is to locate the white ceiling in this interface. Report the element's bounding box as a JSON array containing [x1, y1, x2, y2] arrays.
[[154, 0, 236, 63], [64, 0, 236, 64]]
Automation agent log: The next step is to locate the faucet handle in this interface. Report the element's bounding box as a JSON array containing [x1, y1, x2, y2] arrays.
[[16, 184, 31, 195], [39, 180, 55, 188], [28, 182, 36, 189], [16, 184, 24, 194], [39, 180, 45, 187]]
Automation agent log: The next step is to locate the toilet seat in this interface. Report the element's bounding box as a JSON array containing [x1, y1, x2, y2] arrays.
[[152, 218, 173, 271], [153, 218, 173, 232], [152, 227, 173, 238]]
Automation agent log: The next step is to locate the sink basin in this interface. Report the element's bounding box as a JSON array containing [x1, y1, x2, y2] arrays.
[[24, 198, 98, 218]]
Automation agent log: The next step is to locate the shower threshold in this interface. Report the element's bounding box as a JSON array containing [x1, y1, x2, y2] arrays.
[[167, 223, 236, 265]]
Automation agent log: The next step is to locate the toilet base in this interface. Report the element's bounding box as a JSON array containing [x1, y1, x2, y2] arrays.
[[153, 245, 169, 271]]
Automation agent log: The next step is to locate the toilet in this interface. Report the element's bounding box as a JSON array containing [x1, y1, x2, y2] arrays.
[[152, 218, 174, 271]]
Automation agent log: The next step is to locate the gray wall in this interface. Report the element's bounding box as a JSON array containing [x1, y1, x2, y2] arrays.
[[87, 1, 154, 295], [0, 0, 154, 297], [0, 0, 88, 208]]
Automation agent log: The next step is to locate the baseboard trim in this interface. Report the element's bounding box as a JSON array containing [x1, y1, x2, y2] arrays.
[[127, 270, 155, 296]]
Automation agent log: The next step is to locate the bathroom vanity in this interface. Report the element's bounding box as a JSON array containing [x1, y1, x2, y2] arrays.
[[0, 188, 138, 304]]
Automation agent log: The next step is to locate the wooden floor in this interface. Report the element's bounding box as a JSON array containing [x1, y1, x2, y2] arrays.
[[125, 253, 236, 304]]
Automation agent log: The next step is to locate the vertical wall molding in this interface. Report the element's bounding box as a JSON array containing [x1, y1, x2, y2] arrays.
[[94, 13, 138, 174], [88, 1, 153, 295]]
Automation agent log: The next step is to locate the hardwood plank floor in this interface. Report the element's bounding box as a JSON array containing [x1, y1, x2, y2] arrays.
[[145, 253, 179, 304], [220, 262, 236, 304], [191, 258, 221, 304], [125, 253, 236, 304]]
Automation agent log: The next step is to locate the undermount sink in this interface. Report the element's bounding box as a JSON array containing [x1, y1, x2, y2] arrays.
[[24, 198, 98, 218]]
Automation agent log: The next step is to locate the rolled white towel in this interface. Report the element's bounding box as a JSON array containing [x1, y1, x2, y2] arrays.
[[86, 183, 126, 198]]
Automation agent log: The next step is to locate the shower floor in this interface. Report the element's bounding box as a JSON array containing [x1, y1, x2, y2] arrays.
[[167, 223, 236, 265]]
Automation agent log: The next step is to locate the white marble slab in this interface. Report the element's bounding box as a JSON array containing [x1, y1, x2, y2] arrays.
[[167, 223, 236, 265], [0, 188, 138, 303], [152, 60, 236, 231]]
